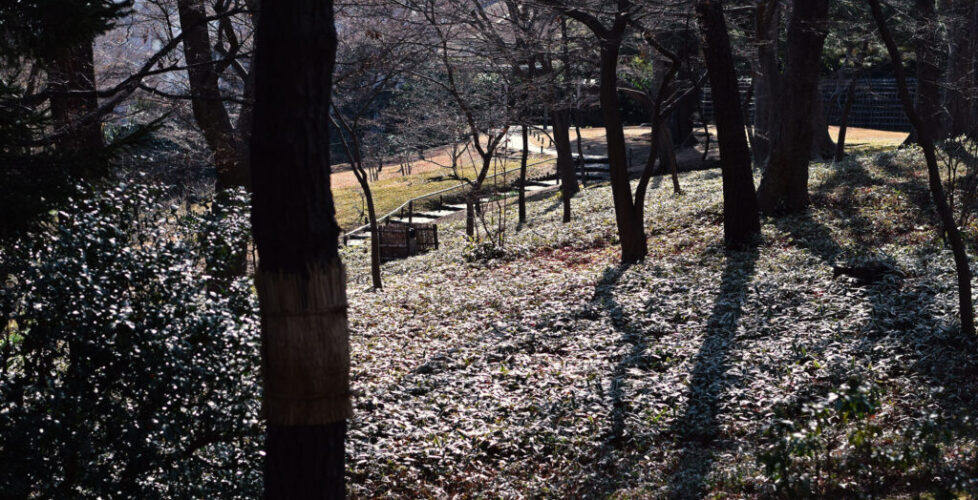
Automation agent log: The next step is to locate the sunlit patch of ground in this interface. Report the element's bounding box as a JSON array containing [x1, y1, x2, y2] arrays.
[[341, 147, 976, 498]]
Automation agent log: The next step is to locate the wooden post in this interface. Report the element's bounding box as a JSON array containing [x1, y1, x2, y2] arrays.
[[408, 201, 413, 224]]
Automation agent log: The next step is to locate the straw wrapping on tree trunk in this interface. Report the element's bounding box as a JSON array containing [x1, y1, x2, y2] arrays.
[[256, 262, 352, 425]]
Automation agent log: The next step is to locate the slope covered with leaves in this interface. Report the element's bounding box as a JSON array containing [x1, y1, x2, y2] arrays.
[[341, 150, 978, 499]]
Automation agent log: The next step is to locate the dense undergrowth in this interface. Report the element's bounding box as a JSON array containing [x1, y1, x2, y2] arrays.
[[341, 149, 978, 498], [0, 185, 262, 497]]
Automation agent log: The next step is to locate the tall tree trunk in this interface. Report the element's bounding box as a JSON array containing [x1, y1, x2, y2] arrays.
[[575, 106, 587, 184], [909, 0, 947, 143], [659, 126, 682, 193], [756, 0, 829, 215], [519, 124, 528, 224], [946, 0, 978, 137], [599, 40, 648, 263], [551, 109, 579, 223], [835, 77, 858, 161], [177, 0, 250, 192], [752, 0, 781, 168], [869, 0, 975, 336], [672, 90, 697, 147], [466, 152, 495, 238], [47, 41, 104, 178], [810, 79, 836, 159], [744, 79, 756, 153], [250, 1, 350, 498], [696, 0, 762, 249], [361, 175, 382, 290]]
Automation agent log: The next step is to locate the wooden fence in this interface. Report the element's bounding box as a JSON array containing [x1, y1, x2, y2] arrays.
[[377, 223, 438, 262]]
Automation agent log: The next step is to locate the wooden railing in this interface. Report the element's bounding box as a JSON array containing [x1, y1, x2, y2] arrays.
[[341, 157, 555, 243]]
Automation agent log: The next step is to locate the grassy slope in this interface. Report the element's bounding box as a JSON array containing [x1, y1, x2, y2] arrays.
[[341, 150, 978, 498], [333, 157, 554, 230]]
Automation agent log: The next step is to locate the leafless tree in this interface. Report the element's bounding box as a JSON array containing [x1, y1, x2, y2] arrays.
[[331, 4, 424, 289], [868, 0, 975, 336]]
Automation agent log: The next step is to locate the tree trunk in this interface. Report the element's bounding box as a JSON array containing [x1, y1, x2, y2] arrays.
[[911, 0, 947, 142], [869, 0, 975, 336], [835, 77, 858, 161], [810, 79, 836, 159], [744, 79, 756, 153], [599, 41, 648, 263], [756, 0, 829, 215], [467, 152, 495, 238], [519, 124, 528, 224], [361, 176, 382, 290], [47, 41, 104, 178], [551, 109, 579, 223], [466, 193, 476, 238], [659, 126, 682, 194], [752, 0, 781, 168], [249, 1, 350, 498], [177, 0, 250, 192], [672, 89, 697, 147], [575, 107, 586, 185], [945, 0, 978, 137], [696, 0, 762, 249]]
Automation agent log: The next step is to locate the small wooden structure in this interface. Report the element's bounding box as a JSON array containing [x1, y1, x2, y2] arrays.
[[377, 222, 439, 262]]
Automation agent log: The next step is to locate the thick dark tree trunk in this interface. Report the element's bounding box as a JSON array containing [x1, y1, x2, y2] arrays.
[[519, 124, 528, 224], [869, 0, 975, 336], [696, 0, 762, 249], [672, 90, 697, 147], [47, 42, 104, 177], [835, 78, 858, 161], [756, 0, 829, 215], [910, 0, 947, 142], [551, 109, 579, 223], [250, 1, 351, 498], [177, 0, 250, 191], [810, 80, 836, 159], [752, 0, 781, 168], [599, 41, 648, 263]]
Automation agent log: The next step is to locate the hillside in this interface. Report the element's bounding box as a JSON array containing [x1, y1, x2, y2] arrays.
[[340, 150, 978, 498]]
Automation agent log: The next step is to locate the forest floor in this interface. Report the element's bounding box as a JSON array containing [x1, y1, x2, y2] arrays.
[[340, 147, 977, 498]]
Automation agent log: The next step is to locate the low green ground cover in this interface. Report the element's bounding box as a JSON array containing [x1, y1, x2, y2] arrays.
[[341, 149, 978, 498]]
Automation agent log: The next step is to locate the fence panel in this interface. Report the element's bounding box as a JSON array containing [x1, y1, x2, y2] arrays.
[[700, 77, 917, 132]]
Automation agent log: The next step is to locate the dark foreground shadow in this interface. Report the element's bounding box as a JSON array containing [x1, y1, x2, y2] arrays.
[[665, 248, 758, 499]]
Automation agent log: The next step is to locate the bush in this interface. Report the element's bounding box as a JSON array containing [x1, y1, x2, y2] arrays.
[[0, 183, 262, 497], [758, 380, 974, 499]]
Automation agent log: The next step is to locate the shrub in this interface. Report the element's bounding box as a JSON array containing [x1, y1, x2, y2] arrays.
[[0, 183, 262, 497]]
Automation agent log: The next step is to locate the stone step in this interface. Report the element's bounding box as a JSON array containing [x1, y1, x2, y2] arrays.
[[418, 209, 458, 218], [573, 154, 609, 164], [443, 203, 467, 211], [389, 215, 439, 224]]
